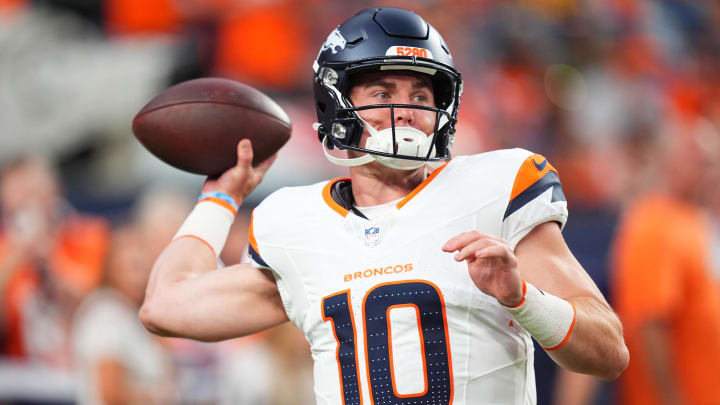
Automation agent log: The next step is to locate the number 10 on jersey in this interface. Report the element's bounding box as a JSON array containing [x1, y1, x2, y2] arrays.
[[321, 280, 454, 405]]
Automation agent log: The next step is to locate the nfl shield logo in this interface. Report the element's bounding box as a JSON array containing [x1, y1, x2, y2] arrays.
[[364, 226, 381, 246]]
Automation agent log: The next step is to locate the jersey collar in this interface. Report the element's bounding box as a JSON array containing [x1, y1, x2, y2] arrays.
[[321, 162, 449, 218]]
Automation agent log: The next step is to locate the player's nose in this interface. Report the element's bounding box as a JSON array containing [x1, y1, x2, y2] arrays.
[[393, 104, 414, 126]]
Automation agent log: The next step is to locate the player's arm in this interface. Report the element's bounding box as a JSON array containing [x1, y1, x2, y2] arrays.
[[512, 222, 628, 379], [140, 139, 287, 341], [140, 237, 287, 341], [443, 223, 629, 380]]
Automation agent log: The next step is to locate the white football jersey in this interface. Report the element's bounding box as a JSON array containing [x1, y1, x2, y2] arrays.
[[248, 149, 568, 405]]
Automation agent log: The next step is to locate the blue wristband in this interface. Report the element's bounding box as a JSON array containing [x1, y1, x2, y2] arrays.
[[198, 191, 240, 214]]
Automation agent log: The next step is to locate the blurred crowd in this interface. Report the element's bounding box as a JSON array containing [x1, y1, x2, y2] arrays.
[[0, 0, 719, 405]]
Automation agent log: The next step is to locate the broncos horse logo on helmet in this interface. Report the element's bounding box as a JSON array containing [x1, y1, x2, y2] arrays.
[[312, 7, 463, 170], [321, 29, 347, 55]]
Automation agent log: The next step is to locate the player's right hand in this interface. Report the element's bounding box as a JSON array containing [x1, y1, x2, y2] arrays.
[[201, 139, 277, 203]]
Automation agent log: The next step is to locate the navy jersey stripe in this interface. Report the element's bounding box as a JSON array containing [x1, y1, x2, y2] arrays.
[[248, 244, 270, 268], [503, 171, 565, 220]]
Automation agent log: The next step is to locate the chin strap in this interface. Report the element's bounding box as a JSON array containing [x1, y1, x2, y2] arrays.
[[315, 122, 430, 170], [314, 122, 375, 167], [321, 135, 376, 167]]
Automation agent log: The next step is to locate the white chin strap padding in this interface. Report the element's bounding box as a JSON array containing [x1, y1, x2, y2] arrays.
[[321, 136, 375, 167], [356, 113, 435, 170], [315, 120, 435, 170], [365, 126, 434, 169]]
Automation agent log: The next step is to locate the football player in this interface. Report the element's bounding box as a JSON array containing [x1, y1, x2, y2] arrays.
[[140, 8, 628, 404]]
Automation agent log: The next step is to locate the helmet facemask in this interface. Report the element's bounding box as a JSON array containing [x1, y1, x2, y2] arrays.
[[312, 8, 462, 170], [315, 57, 461, 170]]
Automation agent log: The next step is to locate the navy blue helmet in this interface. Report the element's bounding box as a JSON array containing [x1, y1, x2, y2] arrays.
[[313, 7, 462, 167]]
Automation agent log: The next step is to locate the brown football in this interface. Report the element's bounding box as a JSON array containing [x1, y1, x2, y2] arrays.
[[132, 78, 291, 176]]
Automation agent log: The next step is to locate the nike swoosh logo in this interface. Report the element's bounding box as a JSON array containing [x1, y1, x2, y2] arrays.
[[532, 158, 547, 171]]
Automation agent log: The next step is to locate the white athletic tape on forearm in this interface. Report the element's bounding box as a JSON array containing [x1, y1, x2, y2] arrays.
[[503, 281, 576, 350], [174, 199, 236, 258]]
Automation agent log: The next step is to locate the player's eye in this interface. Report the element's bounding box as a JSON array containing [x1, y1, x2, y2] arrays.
[[412, 92, 431, 104], [375, 92, 390, 100]]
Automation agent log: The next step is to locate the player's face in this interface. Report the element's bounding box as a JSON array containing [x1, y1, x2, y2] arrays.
[[348, 72, 437, 146]]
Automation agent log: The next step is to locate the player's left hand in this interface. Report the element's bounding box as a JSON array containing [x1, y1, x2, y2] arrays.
[[442, 231, 524, 307]]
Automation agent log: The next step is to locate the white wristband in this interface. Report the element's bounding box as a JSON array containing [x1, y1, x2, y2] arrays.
[[503, 281, 576, 350], [174, 198, 236, 257]]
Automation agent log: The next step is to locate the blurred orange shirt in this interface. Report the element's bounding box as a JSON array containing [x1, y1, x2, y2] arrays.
[[214, 3, 309, 89], [0, 0, 26, 13], [613, 193, 720, 405], [104, 0, 181, 36], [0, 215, 109, 358]]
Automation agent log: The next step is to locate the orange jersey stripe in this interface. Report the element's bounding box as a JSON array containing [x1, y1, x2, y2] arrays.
[[396, 162, 449, 209], [248, 210, 259, 254], [509, 154, 558, 201], [322, 178, 351, 217]]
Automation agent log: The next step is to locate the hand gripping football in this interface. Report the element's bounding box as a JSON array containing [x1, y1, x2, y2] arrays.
[[132, 78, 291, 176]]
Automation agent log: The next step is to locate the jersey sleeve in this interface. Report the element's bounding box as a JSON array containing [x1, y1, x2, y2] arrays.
[[247, 210, 272, 270], [501, 153, 568, 249], [243, 189, 314, 328]]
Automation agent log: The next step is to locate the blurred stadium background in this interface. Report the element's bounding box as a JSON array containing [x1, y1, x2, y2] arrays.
[[0, 1, 718, 404]]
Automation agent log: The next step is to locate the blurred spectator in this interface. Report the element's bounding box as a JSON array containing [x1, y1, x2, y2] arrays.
[[213, 0, 311, 91], [552, 369, 602, 405], [0, 0, 25, 14], [263, 322, 314, 405], [219, 209, 251, 266], [132, 187, 194, 263], [0, 156, 109, 367], [712, 206, 720, 283], [216, 323, 314, 405], [132, 187, 222, 405], [103, 0, 181, 36], [711, 149, 720, 283], [72, 225, 176, 405], [611, 118, 720, 405]]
